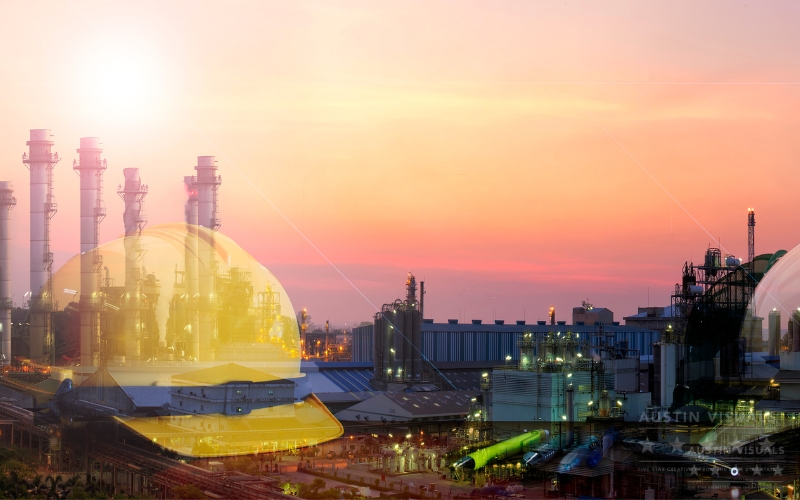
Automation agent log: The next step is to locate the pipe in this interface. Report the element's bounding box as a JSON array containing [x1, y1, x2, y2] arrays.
[[23, 130, 59, 365], [118, 168, 148, 364], [452, 430, 541, 471], [74, 137, 106, 367], [194, 156, 221, 362], [184, 176, 199, 362], [0, 181, 16, 364]]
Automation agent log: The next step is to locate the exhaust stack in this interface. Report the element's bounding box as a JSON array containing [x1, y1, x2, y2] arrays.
[[194, 156, 221, 361], [74, 137, 107, 367], [0, 181, 16, 364], [23, 130, 59, 365], [118, 168, 148, 364]]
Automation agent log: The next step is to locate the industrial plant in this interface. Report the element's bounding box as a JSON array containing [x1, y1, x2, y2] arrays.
[[2, 129, 800, 499]]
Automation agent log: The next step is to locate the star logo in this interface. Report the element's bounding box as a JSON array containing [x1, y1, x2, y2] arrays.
[[759, 438, 774, 454], [710, 465, 720, 477], [689, 465, 699, 476], [752, 464, 762, 476], [670, 437, 684, 453], [774, 464, 784, 476], [641, 439, 655, 453]]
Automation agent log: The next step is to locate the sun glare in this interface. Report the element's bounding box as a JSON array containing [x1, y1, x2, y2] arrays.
[[76, 42, 162, 122]]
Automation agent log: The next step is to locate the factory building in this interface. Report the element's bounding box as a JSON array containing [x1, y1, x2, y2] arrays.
[[490, 329, 651, 426], [623, 305, 677, 332], [353, 319, 660, 364], [572, 302, 613, 325]]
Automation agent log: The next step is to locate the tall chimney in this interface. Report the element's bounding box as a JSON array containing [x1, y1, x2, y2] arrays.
[[748, 208, 755, 267], [194, 156, 221, 361], [74, 137, 106, 367], [118, 168, 148, 364], [184, 175, 199, 361], [23, 130, 59, 365], [0, 181, 16, 364]]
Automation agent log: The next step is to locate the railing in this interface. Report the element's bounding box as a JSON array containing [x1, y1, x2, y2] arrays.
[[22, 152, 60, 163]]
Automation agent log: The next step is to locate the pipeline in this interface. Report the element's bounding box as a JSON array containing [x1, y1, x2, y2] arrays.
[[453, 430, 542, 471]]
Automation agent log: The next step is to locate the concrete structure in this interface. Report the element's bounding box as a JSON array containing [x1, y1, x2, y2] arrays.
[[193, 156, 221, 362], [0, 181, 15, 364], [572, 302, 613, 325], [118, 168, 148, 364], [23, 130, 60, 365], [74, 137, 107, 367], [623, 305, 677, 332]]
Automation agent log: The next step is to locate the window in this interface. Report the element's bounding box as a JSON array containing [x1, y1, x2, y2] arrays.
[[201, 405, 204, 411], [179, 401, 183, 407], [268, 390, 274, 395], [236, 407, 243, 413], [236, 390, 242, 396]]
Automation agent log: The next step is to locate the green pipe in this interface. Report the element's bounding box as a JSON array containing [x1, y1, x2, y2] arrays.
[[453, 430, 542, 470]]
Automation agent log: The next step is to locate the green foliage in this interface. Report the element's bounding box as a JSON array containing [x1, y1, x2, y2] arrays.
[[0, 446, 36, 481]]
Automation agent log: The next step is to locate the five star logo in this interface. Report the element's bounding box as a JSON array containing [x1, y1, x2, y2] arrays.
[[752, 464, 762, 476], [689, 465, 699, 477], [670, 437, 684, 454], [773, 464, 784, 476], [759, 438, 774, 454], [670, 436, 683, 453], [641, 438, 655, 453], [710, 465, 720, 477]]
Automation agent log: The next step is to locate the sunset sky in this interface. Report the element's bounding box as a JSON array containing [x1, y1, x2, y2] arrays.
[[2, 1, 800, 326]]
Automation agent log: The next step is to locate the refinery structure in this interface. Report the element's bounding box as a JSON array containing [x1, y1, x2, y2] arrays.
[[3, 129, 800, 498]]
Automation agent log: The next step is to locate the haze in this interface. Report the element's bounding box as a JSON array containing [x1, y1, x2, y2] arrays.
[[2, 0, 799, 326]]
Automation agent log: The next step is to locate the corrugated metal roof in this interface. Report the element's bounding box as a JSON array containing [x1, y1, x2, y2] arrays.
[[120, 386, 172, 409]]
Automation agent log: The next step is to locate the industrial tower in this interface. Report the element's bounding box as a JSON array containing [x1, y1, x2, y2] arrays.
[[118, 168, 148, 363], [748, 208, 755, 267], [193, 156, 221, 362], [23, 130, 59, 366], [73, 138, 107, 367], [0, 181, 16, 364]]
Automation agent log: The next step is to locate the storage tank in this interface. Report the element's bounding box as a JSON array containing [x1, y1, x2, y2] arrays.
[[768, 309, 781, 356]]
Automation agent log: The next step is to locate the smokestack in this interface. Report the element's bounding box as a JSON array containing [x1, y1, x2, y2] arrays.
[[194, 156, 221, 361], [118, 168, 148, 364], [184, 175, 199, 361], [74, 137, 107, 367], [0, 181, 16, 365], [748, 208, 755, 268], [23, 130, 59, 365]]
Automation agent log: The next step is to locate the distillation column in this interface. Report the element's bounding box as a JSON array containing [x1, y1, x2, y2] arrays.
[[194, 156, 221, 361], [118, 168, 148, 364], [0, 182, 16, 364], [184, 176, 199, 361], [23, 130, 59, 365], [74, 138, 107, 367]]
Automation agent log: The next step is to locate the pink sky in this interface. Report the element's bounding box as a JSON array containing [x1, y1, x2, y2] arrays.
[[2, 1, 800, 326]]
